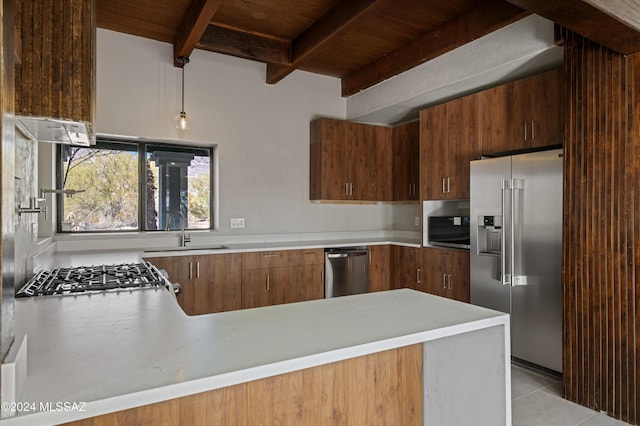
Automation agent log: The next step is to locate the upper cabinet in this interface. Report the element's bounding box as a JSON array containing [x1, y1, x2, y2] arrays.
[[15, 0, 95, 123], [481, 68, 563, 155], [310, 118, 392, 202], [392, 121, 420, 201], [420, 93, 481, 200]]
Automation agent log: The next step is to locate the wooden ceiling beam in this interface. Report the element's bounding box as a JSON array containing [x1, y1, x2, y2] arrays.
[[505, 0, 640, 54], [173, 0, 222, 67], [341, 0, 530, 97], [197, 24, 290, 65], [266, 0, 391, 85]]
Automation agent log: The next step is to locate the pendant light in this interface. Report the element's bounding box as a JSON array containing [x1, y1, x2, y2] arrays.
[[174, 56, 192, 131]]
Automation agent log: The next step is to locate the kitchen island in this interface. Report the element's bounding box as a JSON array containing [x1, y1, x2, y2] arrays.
[[4, 288, 510, 425]]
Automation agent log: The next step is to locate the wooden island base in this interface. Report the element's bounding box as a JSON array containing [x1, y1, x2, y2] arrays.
[[65, 345, 423, 425]]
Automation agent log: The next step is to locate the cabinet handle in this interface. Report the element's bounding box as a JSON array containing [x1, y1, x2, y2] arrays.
[[196, 261, 200, 279], [409, 183, 412, 197], [442, 177, 446, 194], [266, 274, 270, 291], [345, 183, 349, 196], [447, 177, 451, 193], [262, 254, 282, 258], [350, 183, 353, 196], [524, 122, 528, 141], [447, 274, 452, 289], [531, 120, 535, 140], [442, 274, 447, 289], [416, 268, 421, 284], [189, 262, 193, 280]]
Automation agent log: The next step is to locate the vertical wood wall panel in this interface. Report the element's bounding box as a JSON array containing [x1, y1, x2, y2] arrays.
[[14, 0, 94, 122], [563, 30, 639, 425]]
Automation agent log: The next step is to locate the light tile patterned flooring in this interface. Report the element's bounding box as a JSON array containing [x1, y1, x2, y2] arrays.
[[512, 365, 631, 426]]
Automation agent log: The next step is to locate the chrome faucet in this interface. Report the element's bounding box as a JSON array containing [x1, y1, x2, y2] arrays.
[[165, 210, 191, 247], [40, 188, 86, 198]]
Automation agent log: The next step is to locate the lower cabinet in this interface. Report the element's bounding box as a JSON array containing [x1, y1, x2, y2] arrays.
[[368, 245, 391, 292], [421, 247, 470, 303], [146, 253, 242, 315], [241, 248, 325, 309], [149, 249, 325, 314], [241, 266, 298, 309], [391, 246, 422, 290], [149, 245, 470, 314]]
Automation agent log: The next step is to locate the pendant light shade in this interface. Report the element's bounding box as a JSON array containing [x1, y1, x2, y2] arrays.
[[174, 56, 191, 131]]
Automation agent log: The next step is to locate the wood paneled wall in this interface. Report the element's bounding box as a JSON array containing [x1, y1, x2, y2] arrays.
[[15, 0, 95, 122], [562, 29, 640, 425]]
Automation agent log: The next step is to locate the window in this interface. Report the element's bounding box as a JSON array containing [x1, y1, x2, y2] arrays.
[[59, 138, 213, 232]]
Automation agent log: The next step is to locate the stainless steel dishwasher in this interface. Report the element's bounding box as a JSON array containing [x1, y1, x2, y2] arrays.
[[324, 247, 369, 298]]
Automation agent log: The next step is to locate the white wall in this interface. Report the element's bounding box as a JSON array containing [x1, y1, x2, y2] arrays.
[[95, 29, 395, 235]]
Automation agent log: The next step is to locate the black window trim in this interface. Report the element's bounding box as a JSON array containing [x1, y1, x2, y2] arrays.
[[56, 136, 215, 234]]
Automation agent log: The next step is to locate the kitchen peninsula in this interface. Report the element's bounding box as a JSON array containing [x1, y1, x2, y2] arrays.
[[4, 287, 510, 425]]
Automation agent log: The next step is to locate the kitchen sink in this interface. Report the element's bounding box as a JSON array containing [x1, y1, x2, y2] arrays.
[[144, 245, 229, 253]]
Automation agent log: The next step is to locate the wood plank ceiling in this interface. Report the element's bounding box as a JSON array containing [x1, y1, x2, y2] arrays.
[[97, 0, 640, 97]]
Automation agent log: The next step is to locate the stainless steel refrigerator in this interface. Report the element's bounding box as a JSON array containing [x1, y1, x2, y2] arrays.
[[470, 149, 563, 373]]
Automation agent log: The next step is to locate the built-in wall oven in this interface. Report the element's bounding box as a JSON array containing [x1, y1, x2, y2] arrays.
[[427, 216, 471, 249]]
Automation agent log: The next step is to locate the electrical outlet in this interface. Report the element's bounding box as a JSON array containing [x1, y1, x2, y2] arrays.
[[230, 218, 245, 228], [414, 216, 420, 227]]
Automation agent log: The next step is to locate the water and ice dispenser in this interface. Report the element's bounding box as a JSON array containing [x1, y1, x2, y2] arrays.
[[476, 215, 502, 255]]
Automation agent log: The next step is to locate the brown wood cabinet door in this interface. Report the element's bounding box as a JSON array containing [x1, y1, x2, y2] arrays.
[[420, 103, 448, 200], [368, 245, 391, 292], [420, 248, 470, 302], [145, 255, 195, 315], [447, 250, 470, 303], [420, 248, 447, 296], [297, 264, 325, 301], [393, 122, 420, 201], [391, 246, 421, 290], [481, 79, 528, 155], [349, 122, 368, 200], [447, 93, 481, 199], [241, 266, 298, 309], [480, 83, 511, 155], [528, 68, 563, 149], [241, 268, 272, 309], [266, 267, 298, 306], [310, 118, 352, 200], [192, 254, 242, 315], [481, 69, 563, 155], [367, 125, 393, 201]]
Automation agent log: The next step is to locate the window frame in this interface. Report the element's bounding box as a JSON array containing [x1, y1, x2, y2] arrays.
[[56, 136, 215, 234]]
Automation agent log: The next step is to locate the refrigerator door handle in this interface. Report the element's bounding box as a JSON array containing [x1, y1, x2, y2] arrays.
[[501, 180, 511, 286], [511, 178, 527, 286]]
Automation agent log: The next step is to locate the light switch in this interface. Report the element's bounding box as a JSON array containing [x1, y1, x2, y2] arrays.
[[414, 217, 420, 227], [230, 218, 245, 228]]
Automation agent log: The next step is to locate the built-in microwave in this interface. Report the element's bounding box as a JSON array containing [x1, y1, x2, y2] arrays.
[[427, 216, 471, 249]]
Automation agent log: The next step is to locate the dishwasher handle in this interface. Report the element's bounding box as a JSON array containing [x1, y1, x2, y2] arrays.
[[326, 250, 369, 259]]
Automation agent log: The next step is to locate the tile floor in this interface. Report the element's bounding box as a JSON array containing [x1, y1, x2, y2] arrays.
[[512, 365, 631, 426]]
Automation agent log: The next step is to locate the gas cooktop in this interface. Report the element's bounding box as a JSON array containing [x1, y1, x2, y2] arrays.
[[16, 261, 168, 297]]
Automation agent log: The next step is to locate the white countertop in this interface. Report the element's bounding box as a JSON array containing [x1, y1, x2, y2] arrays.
[[6, 289, 507, 424], [40, 237, 421, 268]]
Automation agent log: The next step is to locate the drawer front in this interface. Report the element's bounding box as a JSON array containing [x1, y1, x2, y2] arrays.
[[298, 248, 324, 265], [242, 250, 297, 269]]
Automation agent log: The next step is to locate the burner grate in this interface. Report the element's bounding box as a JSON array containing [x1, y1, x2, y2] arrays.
[[17, 261, 167, 297]]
